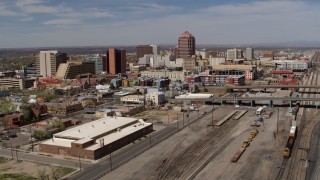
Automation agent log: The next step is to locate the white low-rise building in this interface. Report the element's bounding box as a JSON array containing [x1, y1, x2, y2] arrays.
[[272, 60, 308, 71], [145, 92, 166, 106], [120, 95, 144, 104], [140, 70, 186, 81]]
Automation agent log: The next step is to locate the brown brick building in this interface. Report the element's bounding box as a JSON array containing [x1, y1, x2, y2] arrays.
[[39, 117, 153, 160]]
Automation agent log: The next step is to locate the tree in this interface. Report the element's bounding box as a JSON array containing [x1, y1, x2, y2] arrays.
[[50, 165, 64, 180], [20, 104, 34, 124], [37, 169, 49, 180], [84, 99, 95, 108], [194, 85, 199, 92], [52, 119, 65, 131], [0, 101, 16, 114], [33, 130, 47, 140], [109, 83, 115, 90]]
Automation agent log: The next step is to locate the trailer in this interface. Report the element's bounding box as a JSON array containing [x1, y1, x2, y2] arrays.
[[231, 147, 246, 163]]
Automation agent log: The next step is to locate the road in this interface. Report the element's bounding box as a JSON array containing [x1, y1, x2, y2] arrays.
[[306, 122, 320, 180], [0, 148, 90, 169], [68, 105, 214, 180]]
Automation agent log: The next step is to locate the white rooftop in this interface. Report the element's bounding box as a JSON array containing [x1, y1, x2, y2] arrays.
[[175, 93, 214, 99], [53, 117, 137, 140], [41, 116, 152, 151]]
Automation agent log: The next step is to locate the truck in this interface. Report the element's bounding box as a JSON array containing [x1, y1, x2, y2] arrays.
[[256, 107, 264, 115]]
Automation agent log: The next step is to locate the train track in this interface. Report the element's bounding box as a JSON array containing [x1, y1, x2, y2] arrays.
[[276, 52, 320, 180], [156, 113, 240, 180]]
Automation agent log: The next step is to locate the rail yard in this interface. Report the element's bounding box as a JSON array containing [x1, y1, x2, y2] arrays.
[[100, 53, 320, 180]]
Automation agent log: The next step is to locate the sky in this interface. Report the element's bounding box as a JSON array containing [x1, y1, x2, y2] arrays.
[[1, 0, 320, 48]]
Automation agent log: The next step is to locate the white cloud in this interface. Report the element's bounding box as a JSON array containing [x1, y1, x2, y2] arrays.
[[128, 3, 181, 14], [0, 2, 18, 16], [20, 16, 34, 21], [43, 19, 81, 25]]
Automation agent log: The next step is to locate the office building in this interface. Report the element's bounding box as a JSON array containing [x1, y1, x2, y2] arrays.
[[177, 31, 195, 58], [245, 48, 254, 60], [36, 51, 68, 77], [183, 56, 196, 71], [0, 78, 35, 90], [227, 48, 244, 60], [55, 61, 95, 79], [86, 54, 104, 74], [145, 92, 166, 106], [107, 48, 126, 74], [136, 44, 159, 58]]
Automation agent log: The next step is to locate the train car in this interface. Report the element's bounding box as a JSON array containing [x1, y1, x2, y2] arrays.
[[283, 121, 298, 158]]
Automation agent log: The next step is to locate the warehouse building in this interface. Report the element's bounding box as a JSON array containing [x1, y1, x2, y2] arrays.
[[39, 117, 153, 160]]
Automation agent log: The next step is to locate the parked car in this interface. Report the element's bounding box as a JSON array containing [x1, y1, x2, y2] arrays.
[[29, 137, 37, 142]]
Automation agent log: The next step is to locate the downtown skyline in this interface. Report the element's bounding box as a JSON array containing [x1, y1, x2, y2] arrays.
[[1, 0, 320, 48]]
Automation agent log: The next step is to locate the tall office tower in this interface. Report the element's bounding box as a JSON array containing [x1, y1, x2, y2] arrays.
[[226, 48, 244, 60], [263, 51, 274, 59], [36, 50, 68, 77], [150, 44, 159, 55], [245, 48, 254, 60], [86, 54, 103, 74], [177, 31, 195, 58], [136, 44, 159, 58], [107, 48, 126, 74]]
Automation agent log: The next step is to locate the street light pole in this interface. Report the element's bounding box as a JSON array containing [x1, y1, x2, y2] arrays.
[[177, 114, 179, 131], [78, 152, 82, 171], [109, 153, 113, 171]]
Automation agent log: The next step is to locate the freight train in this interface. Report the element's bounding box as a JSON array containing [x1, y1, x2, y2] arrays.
[[283, 121, 297, 158]]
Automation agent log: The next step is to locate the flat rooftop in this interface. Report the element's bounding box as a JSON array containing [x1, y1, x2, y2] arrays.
[[175, 93, 214, 99], [41, 116, 152, 151]]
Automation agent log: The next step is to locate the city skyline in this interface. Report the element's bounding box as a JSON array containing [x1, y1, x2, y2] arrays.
[[1, 0, 320, 48]]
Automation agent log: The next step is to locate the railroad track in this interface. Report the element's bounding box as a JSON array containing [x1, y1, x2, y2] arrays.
[[275, 158, 288, 180], [157, 113, 240, 180], [278, 53, 320, 180], [287, 112, 320, 180]]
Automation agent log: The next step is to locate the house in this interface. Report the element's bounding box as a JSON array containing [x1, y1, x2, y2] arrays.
[[6, 113, 24, 126], [71, 79, 90, 89], [31, 104, 48, 120]]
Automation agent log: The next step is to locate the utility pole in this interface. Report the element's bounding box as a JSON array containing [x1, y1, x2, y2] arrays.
[[30, 125, 34, 152], [277, 106, 279, 134], [15, 148, 18, 161], [182, 112, 185, 127], [149, 134, 152, 147], [10, 144, 13, 159], [212, 96, 214, 126]]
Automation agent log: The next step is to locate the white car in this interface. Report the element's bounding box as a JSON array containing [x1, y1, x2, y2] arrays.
[[29, 137, 37, 142]]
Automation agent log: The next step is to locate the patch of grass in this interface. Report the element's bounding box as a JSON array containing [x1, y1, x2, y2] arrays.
[[0, 157, 8, 164], [0, 173, 36, 180], [0, 165, 12, 171], [56, 167, 75, 176]]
